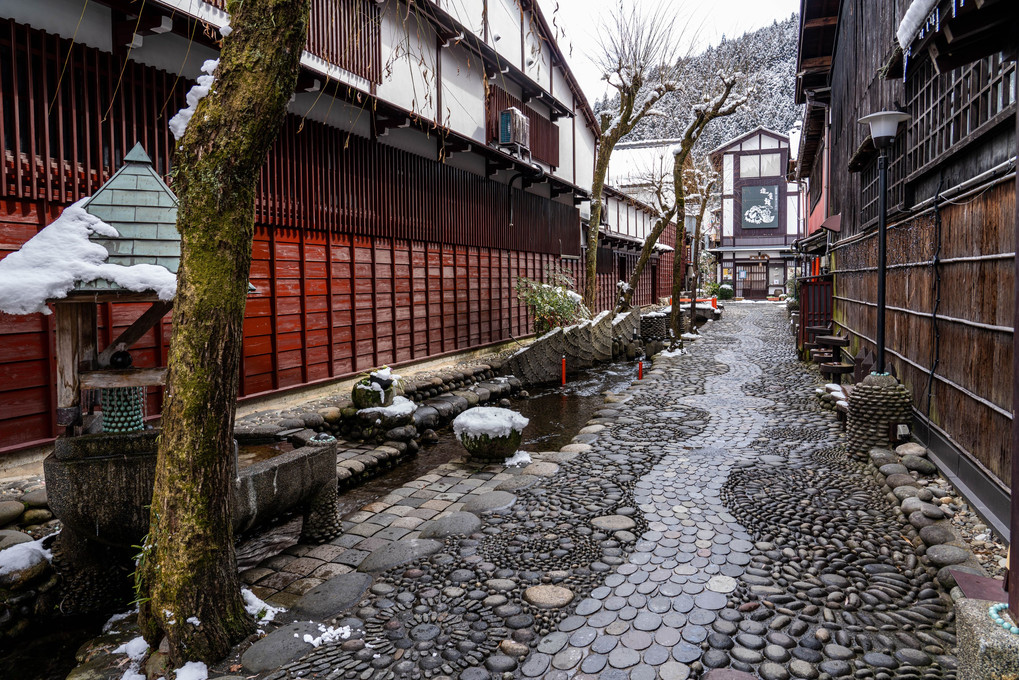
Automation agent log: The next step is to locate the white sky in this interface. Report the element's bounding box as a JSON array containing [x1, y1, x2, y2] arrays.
[[536, 0, 800, 102]]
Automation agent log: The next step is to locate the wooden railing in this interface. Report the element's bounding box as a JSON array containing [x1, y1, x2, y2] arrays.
[[796, 275, 833, 352], [205, 0, 382, 83]]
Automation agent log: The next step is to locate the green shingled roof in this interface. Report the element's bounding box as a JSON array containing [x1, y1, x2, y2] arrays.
[[76, 143, 180, 293]]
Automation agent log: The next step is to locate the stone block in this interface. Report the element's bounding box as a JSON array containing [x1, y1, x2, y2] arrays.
[[956, 598, 1019, 679]]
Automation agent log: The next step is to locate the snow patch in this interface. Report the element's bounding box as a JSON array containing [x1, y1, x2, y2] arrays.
[[681, 333, 699, 340], [897, 0, 939, 49], [453, 407, 528, 440], [219, 22, 232, 36], [660, 347, 686, 358], [358, 395, 417, 418], [173, 661, 209, 680], [113, 636, 149, 661], [103, 607, 138, 633], [242, 587, 286, 622], [0, 537, 53, 577], [169, 59, 219, 140], [503, 451, 532, 467], [370, 366, 401, 382], [186, 616, 201, 626], [303, 624, 353, 648], [0, 199, 177, 315]]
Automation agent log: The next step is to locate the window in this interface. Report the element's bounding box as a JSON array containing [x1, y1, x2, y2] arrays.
[[740, 155, 760, 178]]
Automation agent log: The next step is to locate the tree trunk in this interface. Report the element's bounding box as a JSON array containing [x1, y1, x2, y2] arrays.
[[584, 150, 613, 309], [687, 187, 712, 334], [670, 234, 686, 342], [615, 208, 675, 312], [138, 0, 309, 665]]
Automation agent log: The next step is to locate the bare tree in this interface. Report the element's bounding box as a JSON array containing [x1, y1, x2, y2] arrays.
[[137, 0, 309, 665], [615, 71, 749, 323], [685, 162, 719, 336], [582, 1, 688, 309]]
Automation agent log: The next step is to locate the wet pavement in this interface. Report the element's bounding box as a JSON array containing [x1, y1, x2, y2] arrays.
[[235, 303, 959, 680]]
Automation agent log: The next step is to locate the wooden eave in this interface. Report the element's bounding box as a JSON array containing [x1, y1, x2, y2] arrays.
[[903, 0, 1019, 76], [795, 0, 840, 105], [794, 98, 827, 181]]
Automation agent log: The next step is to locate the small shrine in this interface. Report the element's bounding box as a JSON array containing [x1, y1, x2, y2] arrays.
[[51, 144, 177, 435]]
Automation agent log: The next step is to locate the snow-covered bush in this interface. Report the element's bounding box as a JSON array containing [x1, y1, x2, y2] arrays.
[[515, 265, 589, 335], [717, 282, 735, 301], [453, 407, 529, 463]]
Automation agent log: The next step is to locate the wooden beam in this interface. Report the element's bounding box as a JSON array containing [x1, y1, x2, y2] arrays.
[[803, 16, 838, 29], [80, 368, 167, 389], [799, 56, 833, 70], [97, 299, 173, 367]]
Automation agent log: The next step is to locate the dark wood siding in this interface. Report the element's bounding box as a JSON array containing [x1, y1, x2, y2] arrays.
[[486, 85, 561, 168], [821, 0, 1017, 488]]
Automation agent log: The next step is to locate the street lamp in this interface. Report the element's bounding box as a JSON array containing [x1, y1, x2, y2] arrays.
[[859, 111, 911, 374]]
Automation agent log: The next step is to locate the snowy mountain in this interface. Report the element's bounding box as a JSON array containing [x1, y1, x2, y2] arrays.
[[597, 15, 801, 153]]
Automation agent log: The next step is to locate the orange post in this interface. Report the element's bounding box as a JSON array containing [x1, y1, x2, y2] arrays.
[[638, 361, 643, 380], [712, 296, 718, 309], [561, 356, 566, 385]]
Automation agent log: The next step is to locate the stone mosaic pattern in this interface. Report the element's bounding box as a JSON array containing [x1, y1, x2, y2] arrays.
[[248, 304, 958, 680]]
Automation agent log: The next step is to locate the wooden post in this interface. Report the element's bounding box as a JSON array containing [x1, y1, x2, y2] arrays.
[[54, 302, 97, 432], [1010, 73, 1018, 618]]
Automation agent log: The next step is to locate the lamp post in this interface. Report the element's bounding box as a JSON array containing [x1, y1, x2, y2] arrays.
[[858, 111, 911, 374]]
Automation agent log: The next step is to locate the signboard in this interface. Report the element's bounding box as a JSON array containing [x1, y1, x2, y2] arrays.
[[742, 185, 779, 229]]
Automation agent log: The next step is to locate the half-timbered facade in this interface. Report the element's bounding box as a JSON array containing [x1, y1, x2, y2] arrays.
[[0, 0, 678, 456], [794, 0, 1018, 538], [709, 127, 803, 299]]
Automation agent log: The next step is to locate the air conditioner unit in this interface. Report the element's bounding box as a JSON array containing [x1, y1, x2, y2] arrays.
[[498, 107, 530, 150]]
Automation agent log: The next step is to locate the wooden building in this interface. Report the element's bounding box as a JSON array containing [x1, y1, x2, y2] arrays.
[[0, 0, 679, 456], [709, 127, 804, 299], [794, 0, 1018, 538]]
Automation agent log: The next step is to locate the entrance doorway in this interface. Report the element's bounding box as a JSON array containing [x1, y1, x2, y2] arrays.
[[735, 262, 768, 299]]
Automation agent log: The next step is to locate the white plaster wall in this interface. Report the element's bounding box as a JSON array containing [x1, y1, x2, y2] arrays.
[[787, 194, 799, 235], [1, 0, 111, 51], [557, 113, 575, 183], [440, 46, 486, 142], [742, 135, 760, 151], [489, 0, 523, 68], [442, 0, 484, 35], [575, 124, 596, 191], [723, 198, 734, 237], [380, 126, 437, 160], [288, 92, 372, 139], [723, 155, 734, 194], [378, 8, 438, 121], [131, 31, 218, 79], [445, 152, 487, 178], [524, 23, 550, 89], [552, 67, 570, 107], [761, 135, 779, 149]]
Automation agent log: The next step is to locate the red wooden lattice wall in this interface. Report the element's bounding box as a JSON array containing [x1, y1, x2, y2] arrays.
[[0, 20, 669, 455]]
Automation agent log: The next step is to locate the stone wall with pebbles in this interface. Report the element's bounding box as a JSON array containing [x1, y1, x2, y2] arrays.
[[0, 478, 59, 640]]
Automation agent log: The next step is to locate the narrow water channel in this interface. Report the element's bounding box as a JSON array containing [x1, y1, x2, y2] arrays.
[[235, 360, 638, 570]]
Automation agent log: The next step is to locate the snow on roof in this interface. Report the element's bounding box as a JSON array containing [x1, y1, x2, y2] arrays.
[[0, 198, 177, 315], [897, 0, 939, 49]]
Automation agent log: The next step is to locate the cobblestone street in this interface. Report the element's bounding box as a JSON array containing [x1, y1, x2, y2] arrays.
[[243, 303, 958, 680]]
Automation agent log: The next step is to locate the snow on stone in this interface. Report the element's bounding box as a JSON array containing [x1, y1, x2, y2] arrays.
[[186, 616, 201, 626], [356, 381, 384, 395], [242, 587, 286, 622], [897, 0, 939, 49], [173, 661, 209, 680], [219, 22, 232, 36], [120, 670, 145, 680], [660, 347, 686, 358], [453, 407, 528, 439], [303, 624, 353, 648], [169, 59, 219, 140], [681, 333, 699, 340], [0, 199, 177, 315], [113, 636, 149, 661], [103, 607, 139, 632], [358, 395, 417, 418], [504, 451, 532, 467], [0, 537, 52, 577], [370, 366, 401, 382]]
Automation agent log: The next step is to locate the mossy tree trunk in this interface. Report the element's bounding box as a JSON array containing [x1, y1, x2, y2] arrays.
[[138, 0, 309, 665]]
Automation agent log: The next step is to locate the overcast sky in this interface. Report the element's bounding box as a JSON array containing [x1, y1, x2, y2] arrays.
[[536, 0, 800, 102]]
